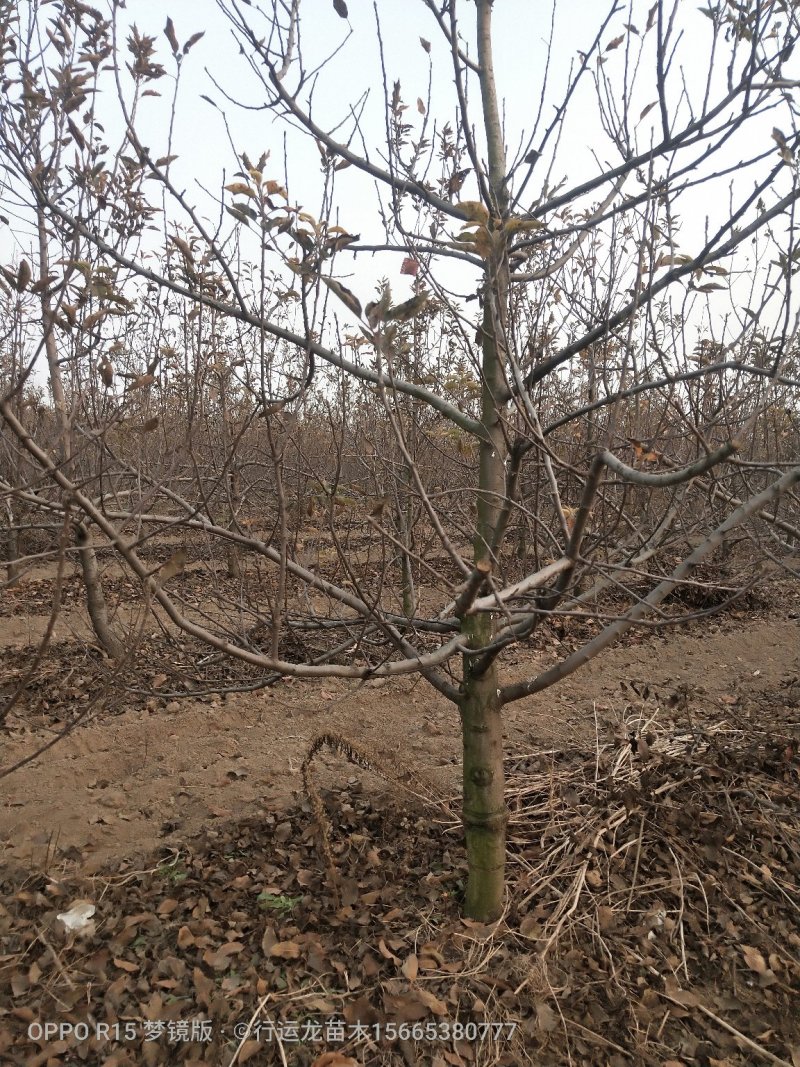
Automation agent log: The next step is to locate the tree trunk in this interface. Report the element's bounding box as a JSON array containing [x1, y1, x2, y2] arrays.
[[76, 523, 125, 660], [36, 208, 123, 660], [226, 464, 242, 579], [458, 0, 511, 922], [461, 613, 506, 920]]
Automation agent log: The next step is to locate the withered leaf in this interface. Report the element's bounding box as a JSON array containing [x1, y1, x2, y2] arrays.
[[164, 18, 179, 54], [535, 999, 558, 1032], [183, 31, 205, 54], [384, 992, 429, 1022], [159, 547, 187, 583], [377, 938, 400, 963], [413, 987, 447, 1015], [15, 258, 32, 292], [270, 940, 302, 959], [322, 276, 362, 318], [742, 944, 768, 974], [131, 373, 156, 389]]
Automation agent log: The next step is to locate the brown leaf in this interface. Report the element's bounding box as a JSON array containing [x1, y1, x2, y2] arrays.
[[177, 926, 194, 948], [169, 234, 193, 260], [312, 1054, 359, 1067], [193, 967, 214, 1007], [98, 358, 114, 388], [270, 940, 302, 959], [204, 941, 244, 970], [664, 975, 703, 1007], [535, 1000, 558, 1032], [443, 1053, 466, 1067], [378, 938, 400, 963], [742, 944, 768, 974], [159, 547, 187, 583], [519, 914, 541, 938], [322, 276, 362, 317], [15, 258, 32, 292], [401, 953, 418, 981], [183, 31, 205, 54], [597, 904, 617, 931], [164, 17, 179, 54], [384, 992, 429, 1022], [414, 987, 447, 1015], [131, 373, 156, 389], [343, 995, 379, 1027], [385, 293, 428, 322]]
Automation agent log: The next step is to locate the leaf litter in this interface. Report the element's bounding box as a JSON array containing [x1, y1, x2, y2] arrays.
[[0, 696, 798, 1066]]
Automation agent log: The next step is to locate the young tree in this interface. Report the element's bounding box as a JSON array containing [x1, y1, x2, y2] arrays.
[[2, 0, 800, 919]]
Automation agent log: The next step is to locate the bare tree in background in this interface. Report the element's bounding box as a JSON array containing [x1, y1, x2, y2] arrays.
[[2, 0, 800, 919]]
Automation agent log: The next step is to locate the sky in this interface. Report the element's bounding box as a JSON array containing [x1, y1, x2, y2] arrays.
[[120, 0, 800, 316], [3, 0, 799, 387]]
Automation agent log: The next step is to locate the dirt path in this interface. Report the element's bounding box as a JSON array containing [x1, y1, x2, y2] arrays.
[[2, 604, 797, 877]]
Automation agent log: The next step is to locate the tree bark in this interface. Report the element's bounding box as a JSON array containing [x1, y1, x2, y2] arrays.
[[461, 612, 506, 920], [458, 0, 511, 921], [36, 209, 123, 660]]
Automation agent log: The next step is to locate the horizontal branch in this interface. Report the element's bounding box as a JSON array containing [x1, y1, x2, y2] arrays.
[[499, 463, 800, 705], [0, 399, 469, 682]]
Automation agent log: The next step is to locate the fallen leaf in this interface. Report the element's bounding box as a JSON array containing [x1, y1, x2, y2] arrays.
[[270, 941, 302, 959]]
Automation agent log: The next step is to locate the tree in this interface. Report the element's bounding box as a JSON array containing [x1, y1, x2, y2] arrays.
[[2, 0, 800, 919]]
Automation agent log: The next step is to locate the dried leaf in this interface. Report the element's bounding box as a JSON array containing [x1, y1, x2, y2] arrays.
[[535, 1000, 558, 1032], [81, 309, 107, 332], [322, 276, 362, 318], [183, 31, 204, 54], [378, 938, 400, 963], [742, 945, 768, 974], [385, 293, 428, 322], [159, 548, 187, 583], [164, 17, 179, 54], [131, 373, 156, 389], [225, 182, 255, 198], [270, 940, 302, 959], [414, 987, 447, 1015], [16, 259, 32, 292], [98, 358, 114, 388]]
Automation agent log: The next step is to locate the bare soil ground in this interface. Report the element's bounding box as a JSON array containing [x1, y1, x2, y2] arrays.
[[1, 556, 798, 1066]]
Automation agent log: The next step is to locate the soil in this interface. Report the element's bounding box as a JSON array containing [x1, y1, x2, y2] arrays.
[[1, 557, 799, 1066]]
